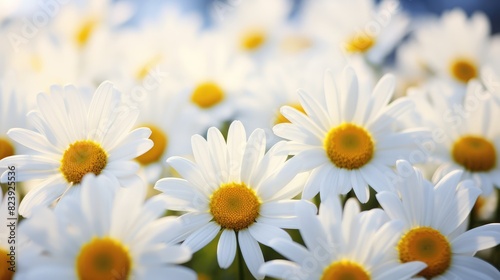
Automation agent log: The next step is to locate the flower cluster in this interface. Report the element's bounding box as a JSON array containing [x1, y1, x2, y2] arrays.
[[0, 0, 500, 279]]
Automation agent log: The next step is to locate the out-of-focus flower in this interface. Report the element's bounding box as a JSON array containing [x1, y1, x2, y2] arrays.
[[155, 121, 309, 279], [260, 198, 426, 279], [274, 67, 430, 203], [0, 82, 153, 217], [17, 174, 196, 280], [377, 160, 500, 279]]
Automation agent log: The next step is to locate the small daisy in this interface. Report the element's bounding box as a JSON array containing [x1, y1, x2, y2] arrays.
[[413, 81, 500, 195], [411, 9, 498, 87], [260, 197, 426, 279], [155, 121, 309, 279], [301, 0, 409, 65], [377, 160, 500, 279], [170, 36, 256, 129], [18, 174, 196, 280], [0, 81, 153, 217], [274, 66, 430, 203]]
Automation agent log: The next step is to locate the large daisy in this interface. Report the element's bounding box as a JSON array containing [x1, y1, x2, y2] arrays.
[[274, 67, 430, 203], [260, 197, 426, 279], [17, 174, 196, 280], [377, 160, 500, 279], [0, 81, 153, 217], [154, 121, 309, 279]]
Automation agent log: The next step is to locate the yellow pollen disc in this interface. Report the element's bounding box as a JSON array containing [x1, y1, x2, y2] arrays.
[[30, 55, 43, 72], [60, 140, 107, 184], [275, 103, 306, 125], [345, 33, 375, 53], [321, 260, 371, 280], [450, 58, 477, 83], [452, 135, 496, 172], [191, 82, 225, 109], [209, 182, 261, 231], [398, 227, 451, 278], [324, 123, 374, 170], [76, 237, 131, 280], [0, 138, 15, 160], [135, 124, 168, 165], [0, 248, 14, 280], [240, 29, 266, 51], [75, 19, 98, 47]]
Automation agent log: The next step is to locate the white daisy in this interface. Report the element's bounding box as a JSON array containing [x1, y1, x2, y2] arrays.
[[377, 160, 500, 279], [0, 81, 153, 217], [154, 121, 309, 279], [170, 36, 256, 130], [17, 174, 196, 280], [0, 82, 26, 161], [412, 9, 498, 87], [260, 197, 426, 279], [300, 0, 409, 65], [274, 66, 430, 203], [410, 80, 500, 195]]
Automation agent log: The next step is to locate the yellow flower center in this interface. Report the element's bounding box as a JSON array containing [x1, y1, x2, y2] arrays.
[[209, 182, 261, 231], [191, 82, 225, 109], [75, 19, 98, 47], [136, 55, 162, 80], [135, 124, 168, 165], [0, 138, 15, 160], [398, 227, 451, 278], [321, 260, 371, 280], [76, 237, 131, 280], [240, 29, 266, 51], [450, 58, 477, 83], [30, 55, 43, 72], [324, 123, 374, 169], [345, 33, 375, 53], [60, 140, 108, 184], [452, 135, 496, 172], [0, 248, 14, 280], [275, 103, 306, 125]]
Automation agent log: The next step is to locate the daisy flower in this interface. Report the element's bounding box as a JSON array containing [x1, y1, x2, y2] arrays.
[[210, 0, 292, 58], [301, 0, 409, 65], [412, 81, 500, 195], [411, 9, 498, 87], [0, 83, 26, 162], [274, 66, 430, 203], [17, 174, 196, 280], [260, 197, 426, 279], [155, 121, 309, 279], [0, 81, 153, 217], [377, 160, 500, 279], [170, 36, 256, 130]]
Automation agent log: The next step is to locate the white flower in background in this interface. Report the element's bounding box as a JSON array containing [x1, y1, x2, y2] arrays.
[[211, 0, 292, 58], [0, 82, 153, 217], [0, 83, 26, 161], [260, 198, 426, 279], [274, 67, 429, 203], [412, 9, 498, 87], [171, 36, 256, 130], [301, 0, 409, 65], [408, 80, 500, 195], [237, 55, 375, 147], [116, 5, 202, 83], [17, 174, 196, 280], [155, 121, 309, 279], [377, 160, 500, 279]]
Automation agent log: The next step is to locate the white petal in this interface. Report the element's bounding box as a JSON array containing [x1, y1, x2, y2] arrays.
[[183, 222, 220, 252], [238, 230, 265, 280], [259, 260, 301, 280], [217, 229, 237, 269], [248, 223, 291, 247], [452, 223, 500, 254]]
